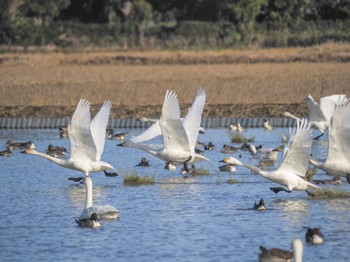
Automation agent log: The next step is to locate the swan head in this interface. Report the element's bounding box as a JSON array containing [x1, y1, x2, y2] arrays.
[[219, 157, 242, 166], [21, 141, 37, 155], [21, 147, 36, 155]]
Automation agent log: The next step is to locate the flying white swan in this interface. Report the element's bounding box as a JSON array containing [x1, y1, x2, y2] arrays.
[[283, 94, 347, 139], [119, 88, 208, 171], [22, 99, 118, 219], [220, 119, 318, 193], [131, 87, 206, 143], [309, 99, 350, 177]]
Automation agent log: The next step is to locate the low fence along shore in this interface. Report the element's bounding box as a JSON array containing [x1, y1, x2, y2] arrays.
[[0, 117, 297, 129]]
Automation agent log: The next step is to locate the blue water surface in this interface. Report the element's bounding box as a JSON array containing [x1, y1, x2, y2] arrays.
[[0, 127, 349, 262]]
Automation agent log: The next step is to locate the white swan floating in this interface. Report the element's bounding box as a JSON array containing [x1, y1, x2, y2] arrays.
[[22, 99, 118, 219]]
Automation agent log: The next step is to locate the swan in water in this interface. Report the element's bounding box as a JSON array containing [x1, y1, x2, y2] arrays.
[[283, 94, 347, 139], [220, 119, 318, 193], [309, 99, 350, 177], [22, 99, 118, 219], [119, 88, 208, 171], [131, 87, 206, 143], [259, 239, 303, 262]]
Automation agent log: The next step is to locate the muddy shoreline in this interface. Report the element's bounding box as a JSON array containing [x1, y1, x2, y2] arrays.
[[0, 103, 307, 119]]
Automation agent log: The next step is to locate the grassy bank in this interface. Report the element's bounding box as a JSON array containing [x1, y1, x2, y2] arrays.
[[0, 43, 349, 118]]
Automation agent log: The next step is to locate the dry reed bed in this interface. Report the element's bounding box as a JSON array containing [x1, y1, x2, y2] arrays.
[[1, 43, 350, 118]]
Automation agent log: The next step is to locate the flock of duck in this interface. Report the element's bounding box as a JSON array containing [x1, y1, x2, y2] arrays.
[[4, 88, 350, 261]]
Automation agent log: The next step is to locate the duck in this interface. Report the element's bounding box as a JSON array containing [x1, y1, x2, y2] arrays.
[[304, 227, 324, 245], [107, 129, 128, 140], [59, 126, 68, 139], [313, 176, 342, 185], [220, 144, 239, 154], [46, 144, 67, 158], [204, 142, 215, 151], [263, 119, 274, 131], [22, 99, 118, 219], [253, 199, 267, 211], [309, 99, 350, 177], [195, 148, 204, 155], [68, 177, 85, 183], [119, 88, 209, 172], [75, 213, 101, 228], [6, 140, 34, 150], [259, 239, 303, 262], [283, 94, 347, 140], [220, 119, 319, 194], [240, 142, 262, 154], [0, 145, 13, 157], [103, 170, 118, 177], [136, 157, 150, 167], [253, 145, 284, 162], [229, 122, 246, 132], [218, 164, 236, 173], [165, 161, 176, 171]]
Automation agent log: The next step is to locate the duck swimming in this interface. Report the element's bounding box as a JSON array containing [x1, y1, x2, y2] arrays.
[[253, 199, 267, 211], [313, 176, 342, 185], [75, 213, 101, 228], [0, 145, 13, 157], [259, 239, 303, 262], [304, 227, 324, 245], [6, 140, 34, 150], [136, 157, 150, 167]]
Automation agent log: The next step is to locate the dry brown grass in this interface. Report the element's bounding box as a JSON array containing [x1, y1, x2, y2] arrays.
[[1, 44, 350, 118]]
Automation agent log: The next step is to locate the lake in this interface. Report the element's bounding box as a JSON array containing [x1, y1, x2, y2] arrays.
[[1, 127, 349, 261]]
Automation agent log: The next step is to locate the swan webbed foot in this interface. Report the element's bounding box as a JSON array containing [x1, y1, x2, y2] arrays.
[[270, 187, 292, 194]]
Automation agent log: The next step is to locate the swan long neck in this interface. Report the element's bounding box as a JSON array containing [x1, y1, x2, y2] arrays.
[[283, 111, 301, 121], [84, 176, 93, 209], [293, 239, 303, 262], [32, 150, 66, 166], [240, 162, 264, 176]]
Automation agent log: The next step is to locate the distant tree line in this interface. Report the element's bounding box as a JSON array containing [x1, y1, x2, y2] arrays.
[[1, 0, 350, 49]]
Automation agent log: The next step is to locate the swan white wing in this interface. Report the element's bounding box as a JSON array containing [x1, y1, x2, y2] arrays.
[[327, 100, 350, 163], [320, 94, 347, 121], [277, 119, 312, 177], [90, 100, 112, 161], [131, 120, 162, 143], [182, 87, 206, 152], [160, 90, 191, 152], [305, 94, 326, 122], [68, 99, 96, 161]]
